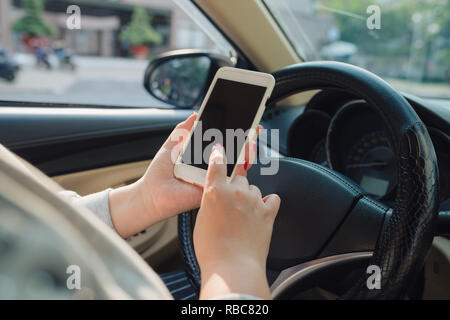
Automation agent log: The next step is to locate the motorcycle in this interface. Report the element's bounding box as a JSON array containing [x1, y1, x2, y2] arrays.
[[0, 50, 19, 82]]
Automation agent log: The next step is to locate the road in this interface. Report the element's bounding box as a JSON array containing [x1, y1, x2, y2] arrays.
[[1, 55, 448, 107], [0, 55, 171, 108]]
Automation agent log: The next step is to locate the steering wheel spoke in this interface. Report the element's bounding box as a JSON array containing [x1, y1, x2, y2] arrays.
[[270, 251, 373, 299]]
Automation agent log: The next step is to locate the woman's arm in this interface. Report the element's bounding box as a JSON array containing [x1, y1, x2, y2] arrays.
[[61, 114, 201, 238], [59, 189, 115, 229], [62, 113, 278, 299]]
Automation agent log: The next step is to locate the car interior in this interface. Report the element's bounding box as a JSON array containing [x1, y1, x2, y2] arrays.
[[0, 0, 449, 300]]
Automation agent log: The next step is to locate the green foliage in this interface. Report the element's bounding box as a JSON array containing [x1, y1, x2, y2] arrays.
[[325, 0, 414, 57], [439, 48, 450, 67], [119, 7, 163, 46], [324, 0, 450, 59], [13, 0, 56, 37]]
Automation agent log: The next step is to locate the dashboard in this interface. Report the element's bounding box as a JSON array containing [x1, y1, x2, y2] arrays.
[[261, 89, 450, 207]]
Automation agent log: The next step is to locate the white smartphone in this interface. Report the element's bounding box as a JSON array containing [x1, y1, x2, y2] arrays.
[[174, 67, 275, 187]]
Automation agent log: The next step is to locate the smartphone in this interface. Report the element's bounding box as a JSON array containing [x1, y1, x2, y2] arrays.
[[174, 67, 275, 187]]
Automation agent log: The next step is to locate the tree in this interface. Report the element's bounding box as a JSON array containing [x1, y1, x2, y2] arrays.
[[119, 7, 162, 47], [324, 0, 450, 82], [326, 0, 414, 57], [13, 0, 56, 37]]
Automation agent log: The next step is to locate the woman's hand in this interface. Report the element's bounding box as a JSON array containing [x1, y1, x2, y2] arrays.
[[109, 113, 202, 238], [138, 113, 203, 224], [194, 143, 280, 300]]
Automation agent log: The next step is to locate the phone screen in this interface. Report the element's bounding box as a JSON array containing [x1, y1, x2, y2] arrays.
[[181, 78, 267, 176]]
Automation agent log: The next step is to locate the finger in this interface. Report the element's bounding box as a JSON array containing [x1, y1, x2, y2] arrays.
[[262, 194, 281, 217], [257, 125, 264, 135], [231, 175, 249, 189], [164, 113, 197, 150], [205, 143, 227, 187], [234, 140, 253, 177], [245, 125, 263, 165], [179, 112, 198, 130], [246, 140, 257, 168], [235, 125, 263, 177]]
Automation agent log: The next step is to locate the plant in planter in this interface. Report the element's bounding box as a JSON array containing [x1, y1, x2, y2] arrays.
[[119, 7, 163, 59], [13, 0, 56, 50]]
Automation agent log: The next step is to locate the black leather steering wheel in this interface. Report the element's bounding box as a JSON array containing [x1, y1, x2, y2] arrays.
[[179, 61, 440, 299]]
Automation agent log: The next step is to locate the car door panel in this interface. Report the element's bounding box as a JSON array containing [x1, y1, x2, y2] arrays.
[[53, 159, 151, 196], [0, 107, 192, 176], [0, 105, 191, 267]]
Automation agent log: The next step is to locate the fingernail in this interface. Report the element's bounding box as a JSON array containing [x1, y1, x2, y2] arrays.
[[244, 161, 248, 170], [211, 145, 224, 164], [212, 143, 223, 155]]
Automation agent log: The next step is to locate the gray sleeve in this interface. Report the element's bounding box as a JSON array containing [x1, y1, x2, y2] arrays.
[[59, 189, 116, 231]]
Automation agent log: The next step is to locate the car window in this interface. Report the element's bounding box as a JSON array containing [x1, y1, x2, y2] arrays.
[[0, 0, 235, 108], [264, 0, 450, 100]]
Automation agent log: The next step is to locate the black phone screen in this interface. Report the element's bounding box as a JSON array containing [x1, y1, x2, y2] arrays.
[[181, 78, 267, 176]]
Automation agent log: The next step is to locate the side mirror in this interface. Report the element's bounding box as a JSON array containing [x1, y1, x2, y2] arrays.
[[143, 49, 234, 109]]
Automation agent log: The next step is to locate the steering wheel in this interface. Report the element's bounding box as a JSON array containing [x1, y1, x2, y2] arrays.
[[179, 61, 440, 299]]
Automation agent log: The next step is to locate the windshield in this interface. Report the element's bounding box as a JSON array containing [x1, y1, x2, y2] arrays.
[[264, 0, 450, 100], [0, 0, 234, 107]]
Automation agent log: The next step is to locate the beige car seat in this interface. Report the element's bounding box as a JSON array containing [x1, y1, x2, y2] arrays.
[[0, 144, 172, 299]]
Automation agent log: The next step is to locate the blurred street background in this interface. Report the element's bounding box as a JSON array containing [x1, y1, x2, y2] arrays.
[[0, 55, 157, 107], [0, 0, 449, 107], [0, 0, 219, 107]]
